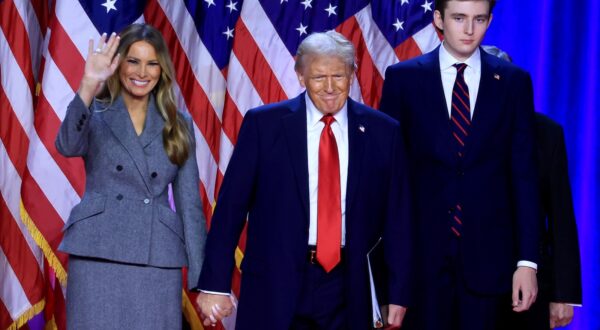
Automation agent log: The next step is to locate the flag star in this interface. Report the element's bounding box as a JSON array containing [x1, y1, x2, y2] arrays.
[[421, 0, 433, 13], [325, 3, 337, 16], [300, 0, 313, 10], [296, 23, 308, 36], [223, 26, 235, 40], [401, 0, 409, 4], [393, 18, 404, 31], [101, 0, 117, 13], [204, 0, 215, 8], [226, 0, 238, 12]]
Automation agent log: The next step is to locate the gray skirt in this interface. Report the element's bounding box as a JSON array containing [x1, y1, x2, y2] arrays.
[[66, 255, 182, 330]]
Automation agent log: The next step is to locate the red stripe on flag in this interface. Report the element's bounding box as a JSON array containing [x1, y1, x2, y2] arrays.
[[145, 0, 223, 163], [35, 93, 86, 196], [337, 16, 383, 108], [0, 84, 29, 175], [232, 19, 288, 104], [0, 0, 35, 92], [221, 90, 244, 146], [0, 198, 44, 303], [47, 18, 85, 92], [395, 37, 423, 62], [20, 169, 67, 265], [0, 298, 13, 329]]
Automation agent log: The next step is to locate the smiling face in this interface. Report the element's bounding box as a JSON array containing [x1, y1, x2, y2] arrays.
[[296, 54, 354, 115], [118, 40, 161, 103], [434, 0, 493, 61]]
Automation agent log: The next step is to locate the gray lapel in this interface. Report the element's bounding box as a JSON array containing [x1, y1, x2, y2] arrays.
[[139, 96, 164, 148], [98, 95, 152, 193]]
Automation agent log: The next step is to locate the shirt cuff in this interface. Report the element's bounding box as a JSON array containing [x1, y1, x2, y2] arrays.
[[200, 290, 230, 296], [517, 260, 538, 271]]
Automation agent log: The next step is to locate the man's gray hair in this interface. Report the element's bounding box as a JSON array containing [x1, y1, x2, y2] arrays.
[[295, 31, 357, 72], [482, 45, 513, 63]]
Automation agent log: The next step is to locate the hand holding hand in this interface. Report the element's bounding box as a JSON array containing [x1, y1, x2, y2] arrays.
[[196, 292, 235, 327], [78, 32, 121, 106], [512, 266, 538, 312]]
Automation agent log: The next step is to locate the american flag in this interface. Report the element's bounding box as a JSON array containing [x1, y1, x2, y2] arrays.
[[0, 0, 440, 328]]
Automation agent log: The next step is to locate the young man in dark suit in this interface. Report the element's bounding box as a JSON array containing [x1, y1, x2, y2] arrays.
[[380, 1, 541, 329], [196, 31, 413, 329]]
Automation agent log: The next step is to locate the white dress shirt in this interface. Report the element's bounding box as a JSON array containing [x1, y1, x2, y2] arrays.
[[438, 43, 537, 271], [305, 93, 348, 246], [439, 42, 481, 119]]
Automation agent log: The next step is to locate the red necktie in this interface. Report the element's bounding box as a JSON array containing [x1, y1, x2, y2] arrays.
[[317, 115, 341, 272]]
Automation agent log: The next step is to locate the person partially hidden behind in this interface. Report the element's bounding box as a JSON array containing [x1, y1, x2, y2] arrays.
[[379, 0, 542, 329], [196, 31, 413, 329], [55, 24, 207, 329], [483, 45, 583, 330]]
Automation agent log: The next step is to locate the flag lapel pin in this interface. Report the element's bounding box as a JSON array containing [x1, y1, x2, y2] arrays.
[[494, 73, 501, 80], [359, 125, 365, 133]]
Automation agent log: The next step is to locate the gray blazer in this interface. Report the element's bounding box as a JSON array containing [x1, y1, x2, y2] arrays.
[[56, 94, 206, 289]]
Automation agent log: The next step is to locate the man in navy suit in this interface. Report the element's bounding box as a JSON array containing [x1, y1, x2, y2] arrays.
[[482, 45, 583, 330], [380, 1, 540, 329], [196, 31, 412, 329]]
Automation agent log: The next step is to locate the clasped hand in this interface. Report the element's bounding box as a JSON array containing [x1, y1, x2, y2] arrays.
[[196, 292, 235, 327]]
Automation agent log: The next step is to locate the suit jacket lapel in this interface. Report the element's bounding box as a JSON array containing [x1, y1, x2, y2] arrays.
[[345, 98, 366, 210], [99, 96, 152, 192], [282, 94, 310, 218], [464, 51, 503, 161], [139, 95, 164, 148], [419, 50, 458, 165]]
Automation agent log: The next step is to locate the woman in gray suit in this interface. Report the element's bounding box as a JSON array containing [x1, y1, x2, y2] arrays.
[[55, 24, 206, 329]]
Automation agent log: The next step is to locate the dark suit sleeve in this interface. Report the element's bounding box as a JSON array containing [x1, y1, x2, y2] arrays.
[[509, 71, 541, 264], [198, 110, 260, 292], [173, 116, 208, 290], [547, 126, 582, 303], [383, 123, 413, 307]]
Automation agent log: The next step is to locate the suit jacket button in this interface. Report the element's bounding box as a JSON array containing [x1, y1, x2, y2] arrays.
[[76, 126, 82, 131], [116, 194, 123, 200], [116, 165, 123, 171], [151, 172, 157, 178], [78, 119, 84, 125], [81, 114, 87, 120], [143, 198, 150, 204]]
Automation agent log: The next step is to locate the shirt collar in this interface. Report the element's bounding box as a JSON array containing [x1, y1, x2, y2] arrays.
[[305, 92, 348, 128], [439, 41, 481, 73]]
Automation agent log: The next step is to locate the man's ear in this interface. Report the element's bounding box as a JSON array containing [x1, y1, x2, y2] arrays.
[[433, 10, 444, 31], [296, 70, 306, 88]]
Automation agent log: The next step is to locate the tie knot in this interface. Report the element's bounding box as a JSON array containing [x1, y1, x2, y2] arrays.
[[453, 63, 468, 75], [321, 114, 336, 126]]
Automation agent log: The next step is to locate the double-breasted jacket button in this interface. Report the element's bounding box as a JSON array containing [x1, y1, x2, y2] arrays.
[[116, 165, 123, 171], [116, 194, 123, 200], [143, 198, 150, 204], [81, 114, 87, 120], [151, 172, 157, 178], [78, 119, 84, 125]]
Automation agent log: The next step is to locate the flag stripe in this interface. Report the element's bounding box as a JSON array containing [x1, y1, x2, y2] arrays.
[[233, 19, 288, 105], [0, 197, 43, 304], [337, 16, 383, 107], [0, 0, 34, 92]]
